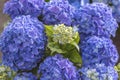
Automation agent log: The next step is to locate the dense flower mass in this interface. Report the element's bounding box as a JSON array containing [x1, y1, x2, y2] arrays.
[[38, 54, 79, 80], [1, 0, 120, 80], [3, 0, 44, 19], [14, 72, 37, 80], [53, 24, 78, 44], [0, 15, 47, 71], [92, 0, 120, 22], [80, 36, 119, 67], [74, 3, 118, 37], [79, 63, 118, 80], [40, 0, 75, 26]]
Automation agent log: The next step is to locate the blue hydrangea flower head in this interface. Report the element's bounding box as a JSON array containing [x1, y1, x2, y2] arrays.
[[38, 54, 79, 80], [92, 0, 120, 22], [3, 0, 44, 19], [74, 3, 118, 37], [79, 63, 118, 80], [40, 0, 75, 26], [80, 36, 119, 67], [0, 15, 47, 71], [14, 72, 37, 80]]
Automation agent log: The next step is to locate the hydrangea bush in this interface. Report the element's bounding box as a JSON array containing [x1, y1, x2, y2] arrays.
[[0, 0, 119, 80]]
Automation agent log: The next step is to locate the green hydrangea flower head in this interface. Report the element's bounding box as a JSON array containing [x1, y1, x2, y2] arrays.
[[53, 24, 78, 44]]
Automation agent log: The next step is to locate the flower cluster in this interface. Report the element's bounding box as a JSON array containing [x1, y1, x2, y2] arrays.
[[0, 15, 47, 71], [92, 0, 120, 22], [79, 63, 118, 80], [40, 0, 75, 26], [74, 3, 118, 38], [80, 36, 119, 67], [14, 72, 37, 80], [38, 54, 79, 80], [53, 24, 77, 44], [3, 0, 44, 19], [75, 3, 119, 80]]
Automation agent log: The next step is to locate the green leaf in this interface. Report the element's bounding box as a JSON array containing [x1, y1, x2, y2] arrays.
[[45, 25, 53, 37], [115, 66, 119, 71], [74, 32, 80, 44], [71, 42, 79, 51], [47, 42, 66, 54], [61, 43, 75, 52], [65, 49, 82, 67]]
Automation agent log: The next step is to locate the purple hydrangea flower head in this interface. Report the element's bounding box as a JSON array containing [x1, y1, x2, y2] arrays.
[[74, 3, 118, 37], [0, 15, 47, 71], [80, 36, 119, 67], [40, 0, 75, 26], [14, 72, 37, 80], [38, 54, 79, 80], [79, 63, 118, 80], [3, 0, 44, 19]]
